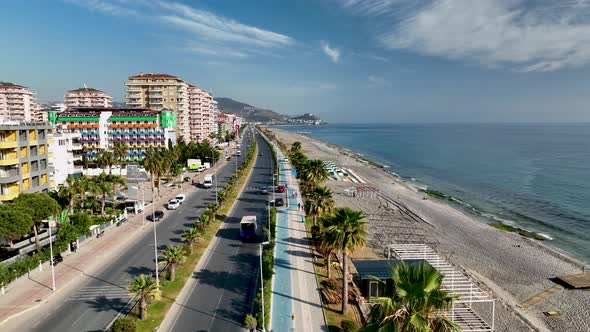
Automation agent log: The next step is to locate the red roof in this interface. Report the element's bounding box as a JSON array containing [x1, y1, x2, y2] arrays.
[[128, 73, 181, 80]]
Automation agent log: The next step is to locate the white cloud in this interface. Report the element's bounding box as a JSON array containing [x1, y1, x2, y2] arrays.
[[368, 75, 391, 87], [337, 0, 590, 71], [321, 41, 341, 63], [66, 0, 294, 58]]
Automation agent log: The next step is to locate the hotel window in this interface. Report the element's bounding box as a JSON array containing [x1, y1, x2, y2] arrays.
[[30, 146, 37, 157], [40, 159, 47, 170], [32, 176, 39, 187]]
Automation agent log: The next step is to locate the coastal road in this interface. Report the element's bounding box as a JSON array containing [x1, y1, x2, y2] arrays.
[[18, 134, 252, 332], [166, 132, 274, 332]]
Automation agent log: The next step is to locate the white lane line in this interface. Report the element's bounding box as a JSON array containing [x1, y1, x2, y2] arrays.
[[71, 308, 91, 326], [32, 321, 41, 328]]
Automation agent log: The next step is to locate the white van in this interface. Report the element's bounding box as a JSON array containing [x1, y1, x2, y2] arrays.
[[203, 174, 213, 188]]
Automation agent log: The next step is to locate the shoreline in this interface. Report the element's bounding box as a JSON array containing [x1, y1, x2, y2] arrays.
[[268, 127, 590, 332], [294, 130, 589, 268]]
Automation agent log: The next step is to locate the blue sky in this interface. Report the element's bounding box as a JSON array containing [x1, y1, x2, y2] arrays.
[[2, 0, 590, 123]]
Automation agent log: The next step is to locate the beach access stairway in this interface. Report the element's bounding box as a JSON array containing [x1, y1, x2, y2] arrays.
[[386, 243, 495, 332]]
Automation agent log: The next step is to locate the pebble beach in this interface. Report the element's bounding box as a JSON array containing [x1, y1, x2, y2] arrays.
[[268, 127, 590, 332]]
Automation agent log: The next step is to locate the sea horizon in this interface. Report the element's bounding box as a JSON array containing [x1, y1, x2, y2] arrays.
[[280, 123, 590, 264]]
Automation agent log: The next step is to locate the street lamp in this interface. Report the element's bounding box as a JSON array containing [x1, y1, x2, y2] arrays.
[[44, 219, 56, 292], [152, 187, 159, 289], [212, 150, 218, 204], [259, 242, 268, 332]]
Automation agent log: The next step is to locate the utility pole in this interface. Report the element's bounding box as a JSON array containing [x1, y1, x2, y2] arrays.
[[48, 220, 56, 292], [152, 187, 159, 289]]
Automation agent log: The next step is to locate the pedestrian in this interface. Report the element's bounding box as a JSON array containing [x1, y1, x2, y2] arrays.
[[301, 215, 305, 223], [298, 202, 301, 210]]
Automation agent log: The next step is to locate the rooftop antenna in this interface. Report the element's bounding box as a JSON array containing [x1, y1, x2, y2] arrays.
[[83, 83, 88, 90]]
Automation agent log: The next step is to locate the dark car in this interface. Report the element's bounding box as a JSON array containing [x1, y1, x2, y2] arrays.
[[259, 186, 268, 194], [148, 210, 164, 222], [274, 197, 285, 207]]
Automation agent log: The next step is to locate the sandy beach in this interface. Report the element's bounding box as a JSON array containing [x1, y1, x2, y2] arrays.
[[268, 127, 590, 332]]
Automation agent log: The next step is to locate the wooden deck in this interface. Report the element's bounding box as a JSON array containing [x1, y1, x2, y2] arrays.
[[556, 272, 590, 289]]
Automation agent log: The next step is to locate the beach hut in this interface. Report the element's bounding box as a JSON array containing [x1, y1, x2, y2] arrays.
[[352, 259, 426, 300]]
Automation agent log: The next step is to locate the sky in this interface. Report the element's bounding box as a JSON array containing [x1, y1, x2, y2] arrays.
[[2, 0, 590, 123]]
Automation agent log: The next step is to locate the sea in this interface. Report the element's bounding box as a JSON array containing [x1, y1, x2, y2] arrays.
[[280, 123, 590, 264]]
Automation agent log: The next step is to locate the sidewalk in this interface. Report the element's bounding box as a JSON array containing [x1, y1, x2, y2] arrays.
[[0, 162, 226, 328], [270, 146, 326, 331]]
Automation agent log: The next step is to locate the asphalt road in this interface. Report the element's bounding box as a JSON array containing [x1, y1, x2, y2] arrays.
[[24, 132, 253, 332], [167, 132, 274, 332]]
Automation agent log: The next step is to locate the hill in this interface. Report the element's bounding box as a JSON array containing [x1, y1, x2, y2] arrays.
[[215, 97, 287, 122]]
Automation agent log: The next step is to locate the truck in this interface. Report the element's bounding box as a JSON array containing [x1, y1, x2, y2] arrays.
[[187, 159, 201, 171], [240, 216, 257, 241], [203, 174, 213, 188]]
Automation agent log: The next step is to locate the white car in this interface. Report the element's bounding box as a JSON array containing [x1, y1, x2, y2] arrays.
[[175, 194, 186, 204], [197, 166, 206, 172], [167, 199, 180, 210]]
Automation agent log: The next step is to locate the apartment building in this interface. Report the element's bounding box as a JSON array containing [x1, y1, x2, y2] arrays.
[[48, 132, 83, 188], [0, 123, 51, 202], [65, 87, 113, 108], [125, 73, 189, 141], [0, 82, 43, 122], [217, 112, 242, 139], [56, 107, 176, 163]]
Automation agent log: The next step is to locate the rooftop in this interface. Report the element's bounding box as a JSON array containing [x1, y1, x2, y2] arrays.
[[67, 87, 106, 93], [128, 72, 182, 80], [0, 81, 28, 89], [352, 259, 427, 280]]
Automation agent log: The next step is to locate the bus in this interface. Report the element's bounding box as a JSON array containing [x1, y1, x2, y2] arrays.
[[240, 216, 257, 241]]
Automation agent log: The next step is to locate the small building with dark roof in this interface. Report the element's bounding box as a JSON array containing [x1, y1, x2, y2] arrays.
[[352, 259, 427, 300]]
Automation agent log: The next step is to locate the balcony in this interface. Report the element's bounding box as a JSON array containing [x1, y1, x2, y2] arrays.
[[0, 140, 18, 149]]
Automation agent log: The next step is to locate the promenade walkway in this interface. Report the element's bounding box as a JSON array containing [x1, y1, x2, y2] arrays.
[[270, 145, 326, 332], [0, 161, 227, 329]]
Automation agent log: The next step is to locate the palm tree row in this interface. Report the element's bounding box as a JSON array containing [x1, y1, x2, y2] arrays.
[[283, 141, 460, 331], [126, 132, 257, 321], [57, 173, 126, 215]]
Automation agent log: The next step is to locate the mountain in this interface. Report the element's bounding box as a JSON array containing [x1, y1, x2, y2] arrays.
[[215, 97, 287, 122]]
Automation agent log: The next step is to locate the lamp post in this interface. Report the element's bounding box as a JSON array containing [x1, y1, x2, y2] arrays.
[[152, 187, 159, 289], [142, 183, 145, 225], [48, 220, 56, 292], [212, 151, 218, 204], [259, 243, 267, 332]]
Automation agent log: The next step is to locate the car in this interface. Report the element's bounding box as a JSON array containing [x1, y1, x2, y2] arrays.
[[274, 197, 285, 207], [283, 157, 289, 162], [259, 186, 268, 194], [277, 185, 286, 193], [175, 194, 186, 204], [226, 156, 231, 161], [197, 165, 206, 172], [148, 210, 164, 221], [167, 199, 180, 210], [258, 153, 263, 156]]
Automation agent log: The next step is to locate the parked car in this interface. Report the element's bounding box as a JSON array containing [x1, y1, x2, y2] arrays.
[[175, 194, 186, 204], [197, 165, 206, 172], [277, 185, 286, 193], [148, 210, 164, 221], [274, 197, 285, 207], [167, 199, 180, 210]]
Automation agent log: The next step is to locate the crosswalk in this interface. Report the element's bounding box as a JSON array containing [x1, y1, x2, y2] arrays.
[[68, 284, 130, 301]]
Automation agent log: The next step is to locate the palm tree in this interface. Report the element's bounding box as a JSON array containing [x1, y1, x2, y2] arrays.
[[93, 173, 114, 215], [112, 142, 127, 176], [362, 263, 460, 332], [96, 150, 116, 174], [181, 227, 200, 253], [300, 159, 328, 187], [324, 207, 366, 314], [107, 174, 126, 199], [59, 176, 79, 213], [128, 274, 160, 320], [143, 150, 164, 197], [304, 186, 335, 225], [290, 141, 302, 154], [160, 245, 186, 281], [73, 176, 92, 210]]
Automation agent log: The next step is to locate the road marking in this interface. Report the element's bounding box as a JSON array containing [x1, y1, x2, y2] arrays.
[[32, 320, 41, 328], [71, 308, 91, 326]]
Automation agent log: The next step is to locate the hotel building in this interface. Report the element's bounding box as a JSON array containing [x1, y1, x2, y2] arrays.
[[0, 123, 51, 201], [0, 82, 43, 122], [125, 73, 189, 141], [65, 88, 113, 108], [55, 107, 176, 163]]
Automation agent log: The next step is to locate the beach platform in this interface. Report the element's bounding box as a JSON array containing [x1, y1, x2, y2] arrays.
[[556, 272, 590, 289]]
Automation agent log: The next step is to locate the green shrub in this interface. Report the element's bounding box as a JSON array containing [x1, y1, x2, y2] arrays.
[[110, 317, 137, 332], [341, 320, 359, 332], [243, 314, 257, 330]]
